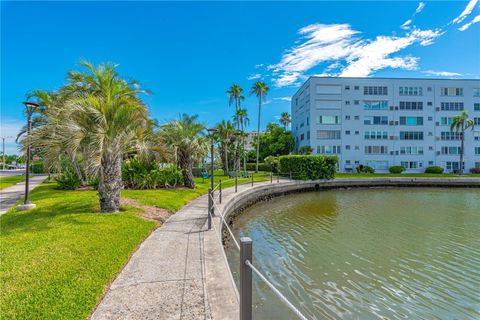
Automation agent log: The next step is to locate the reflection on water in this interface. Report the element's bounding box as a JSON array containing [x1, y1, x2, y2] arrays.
[[225, 188, 480, 319]]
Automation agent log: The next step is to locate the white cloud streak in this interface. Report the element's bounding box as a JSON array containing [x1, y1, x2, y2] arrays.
[[422, 70, 462, 77], [271, 24, 443, 87], [401, 19, 412, 30], [452, 0, 479, 24], [273, 97, 292, 102], [415, 2, 426, 14], [458, 14, 480, 31], [247, 73, 261, 80]]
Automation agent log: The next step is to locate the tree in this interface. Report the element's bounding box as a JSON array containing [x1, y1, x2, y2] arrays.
[[250, 81, 269, 172], [227, 84, 244, 170], [450, 111, 475, 174], [216, 120, 236, 175], [29, 61, 150, 212], [234, 108, 250, 173], [298, 145, 313, 155], [254, 123, 294, 160], [161, 114, 207, 189], [280, 112, 291, 130]]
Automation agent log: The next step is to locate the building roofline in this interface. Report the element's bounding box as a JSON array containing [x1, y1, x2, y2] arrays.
[[306, 76, 480, 81]]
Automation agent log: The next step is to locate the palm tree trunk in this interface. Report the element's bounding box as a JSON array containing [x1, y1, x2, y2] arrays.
[[460, 123, 465, 175], [224, 144, 229, 175], [179, 152, 195, 188], [98, 154, 122, 213], [255, 94, 262, 173], [241, 122, 247, 173]]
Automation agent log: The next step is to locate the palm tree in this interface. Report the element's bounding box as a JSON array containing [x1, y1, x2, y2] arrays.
[[161, 114, 207, 189], [450, 111, 475, 175], [234, 108, 250, 173], [29, 61, 150, 212], [216, 120, 236, 175], [250, 81, 269, 172], [226, 84, 244, 171], [280, 112, 291, 130]]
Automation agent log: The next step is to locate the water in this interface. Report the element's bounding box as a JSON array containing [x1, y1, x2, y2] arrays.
[[225, 188, 480, 320]]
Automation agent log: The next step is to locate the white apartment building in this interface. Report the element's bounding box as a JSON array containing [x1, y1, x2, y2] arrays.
[[292, 77, 480, 173]]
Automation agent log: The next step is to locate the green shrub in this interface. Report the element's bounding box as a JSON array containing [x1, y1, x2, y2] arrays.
[[246, 162, 270, 172], [298, 146, 313, 155], [88, 176, 99, 190], [278, 155, 337, 180], [425, 166, 444, 174], [56, 170, 82, 190], [264, 156, 279, 173], [122, 158, 183, 189], [31, 161, 45, 174], [389, 165, 405, 174], [356, 165, 375, 174], [470, 167, 480, 174]]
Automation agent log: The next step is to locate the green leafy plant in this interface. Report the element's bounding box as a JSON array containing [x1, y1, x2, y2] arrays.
[[356, 165, 375, 174], [56, 170, 82, 190], [298, 145, 313, 155], [389, 165, 405, 174], [122, 158, 183, 189], [278, 155, 337, 180], [425, 166, 444, 174]]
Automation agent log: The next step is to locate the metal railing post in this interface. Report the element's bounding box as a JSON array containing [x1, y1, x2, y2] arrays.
[[240, 237, 253, 320], [251, 174, 254, 187], [277, 172, 279, 183], [207, 188, 212, 230], [219, 179, 222, 204], [235, 174, 238, 193], [289, 171, 292, 180], [270, 171, 273, 183]]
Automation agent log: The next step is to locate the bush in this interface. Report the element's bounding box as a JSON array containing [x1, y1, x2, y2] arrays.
[[122, 158, 183, 189], [298, 146, 313, 155], [425, 166, 444, 174], [246, 162, 270, 172], [470, 167, 480, 174], [278, 155, 337, 180], [56, 170, 82, 190], [31, 161, 46, 174], [389, 165, 405, 174], [356, 165, 375, 174], [264, 156, 279, 173], [88, 176, 99, 190]]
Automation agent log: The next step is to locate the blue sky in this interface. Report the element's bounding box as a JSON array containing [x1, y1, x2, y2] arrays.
[[1, 1, 480, 154]]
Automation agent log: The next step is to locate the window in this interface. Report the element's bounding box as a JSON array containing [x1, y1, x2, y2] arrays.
[[474, 118, 480, 125], [317, 145, 341, 154], [345, 101, 351, 105], [400, 131, 424, 140], [300, 134, 304, 141], [476, 147, 480, 155], [364, 100, 388, 110], [354, 86, 359, 90], [399, 101, 423, 110], [364, 131, 388, 140], [345, 145, 351, 150], [475, 131, 480, 141], [400, 146, 424, 155], [476, 162, 480, 168], [364, 86, 388, 95], [427, 87, 432, 92], [345, 115, 351, 120], [474, 88, 480, 97], [354, 100, 360, 105], [355, 131, 360, 135], [354, 116, 360, 120], [441, 131, 463, 140], [365, 161, 389, 170], [317, 130, 341, 139], [364, 116, 388, 125], [441, 87, 463, 96], [399, 86, 423, 96], [441, 102, 464, 111], [345, 130, 351, 135], [441, 146, 461, 155], [475, 103, 480, 111], [441, 117, 453, 126], [446, 161, 461, 171], [345, 85, 350, 90], [400, 117, 423, 125], [318, 116, 340, 124], [429, 161, 434, 166], [364, 146, 388, 154], [427, 102, 432, 106], [428, 117, 433, 121], [307, 131, 310, 139], [306, 117, 310, 125], [401, 161, 423, 169]]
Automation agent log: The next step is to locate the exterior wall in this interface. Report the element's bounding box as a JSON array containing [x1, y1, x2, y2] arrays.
[[291, 77, 480, 172]]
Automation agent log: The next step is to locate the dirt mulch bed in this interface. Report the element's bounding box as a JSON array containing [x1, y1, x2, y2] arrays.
[[121, 198, 172, 223]]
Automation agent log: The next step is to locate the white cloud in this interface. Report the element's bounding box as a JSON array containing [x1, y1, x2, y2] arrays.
[[273, 97, 292, 102], [270, 23, 444, 87], [401, 19, 412, 30], [255, 64, 264, 68], [452, 0, 478, 24], [422, 70, 462, 77], [415, 2, 426, 14], [247, 73, 261, 80], [458, 14, 480, 31]]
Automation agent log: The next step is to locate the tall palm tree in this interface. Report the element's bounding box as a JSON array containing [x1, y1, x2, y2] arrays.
[[216, 120, 236, 175], [161, 114, 207, 189], [450, 111, 475, 175], [227, 84, 244, 171], [280, 112, 291, 130], [234, 108, 250, 173], [29, 61, 150, 212], [250, 81, 269, 172]]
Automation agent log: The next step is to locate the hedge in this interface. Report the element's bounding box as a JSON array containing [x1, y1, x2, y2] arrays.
[[278, 155, 337, 180], [425, 166, 444, 174], [246, 162, 271, 172], [389, 165, 405, 174]]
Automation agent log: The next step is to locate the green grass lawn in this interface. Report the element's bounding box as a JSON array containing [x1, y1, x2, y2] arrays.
[[0, 175, 25, 190], [0, 182, 156, 320], [122, 170, 271, 212], [336, 172, 480, 178]]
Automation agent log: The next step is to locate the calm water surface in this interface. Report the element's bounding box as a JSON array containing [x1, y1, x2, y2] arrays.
[[225, 188, 480, 319]]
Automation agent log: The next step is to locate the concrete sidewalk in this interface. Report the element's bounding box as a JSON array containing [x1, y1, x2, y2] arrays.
[[91, 179, 277, 320], [0, 175, 48, 215]]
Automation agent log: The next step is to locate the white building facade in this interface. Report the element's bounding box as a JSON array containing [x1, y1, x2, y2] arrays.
[[292, 77, 480, 173]]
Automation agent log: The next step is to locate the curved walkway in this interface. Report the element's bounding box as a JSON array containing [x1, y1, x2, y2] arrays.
[[91, 177, 480, 320], [0, 175, 48, 215]]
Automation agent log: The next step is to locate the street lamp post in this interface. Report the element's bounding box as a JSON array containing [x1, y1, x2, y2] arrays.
[[207, 128, 217, 190], [1, 136, 13, 170], [17, 101, 39, 211]]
